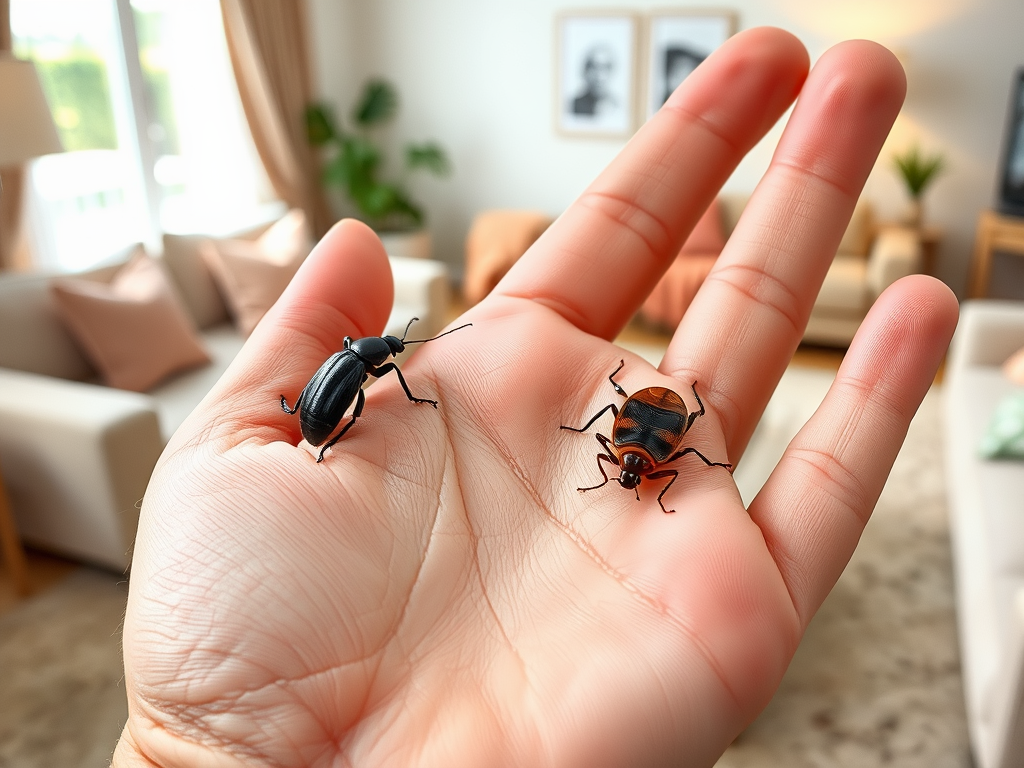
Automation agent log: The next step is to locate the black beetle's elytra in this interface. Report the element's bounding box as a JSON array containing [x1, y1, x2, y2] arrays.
[[560, 360, 731, 513], [281, 318, 471, 462]]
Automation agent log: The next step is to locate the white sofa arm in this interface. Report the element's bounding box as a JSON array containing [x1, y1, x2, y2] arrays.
[[949, 301, 1024, 373], [387, 256, 451, 340], [865, 225, 922, 300], [0, 368, 162, 571]]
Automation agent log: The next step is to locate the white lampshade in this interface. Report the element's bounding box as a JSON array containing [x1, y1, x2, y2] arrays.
[[0, 54, 63, 167]]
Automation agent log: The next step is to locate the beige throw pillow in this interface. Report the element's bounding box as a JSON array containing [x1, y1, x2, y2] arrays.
[[200, 210, 311, 336], [51, 255, 211, 392]]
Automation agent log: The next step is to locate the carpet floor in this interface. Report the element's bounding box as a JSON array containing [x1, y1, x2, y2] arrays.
[[0, 365, 970, 766]]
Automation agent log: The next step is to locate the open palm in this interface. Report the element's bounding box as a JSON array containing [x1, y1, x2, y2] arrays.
[[116, 30, 958, 768]]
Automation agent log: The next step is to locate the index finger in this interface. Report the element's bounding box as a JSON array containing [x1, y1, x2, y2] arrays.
[[493, 27, 809, 340]]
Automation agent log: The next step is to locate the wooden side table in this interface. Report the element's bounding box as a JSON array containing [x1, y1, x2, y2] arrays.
[[0, 468, 30, 596], [968, 210, 1024, 298]]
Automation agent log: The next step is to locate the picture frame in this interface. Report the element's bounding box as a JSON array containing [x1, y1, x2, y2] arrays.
[[998, 68, 1024, 217], [643, 10, 736, 121], [555, 11, 640, 138]]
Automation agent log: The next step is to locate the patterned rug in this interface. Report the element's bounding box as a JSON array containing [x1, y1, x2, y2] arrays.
[[720, 377, 971, 767], [0, 569, 127, 767], [0, 367, 969, 767]]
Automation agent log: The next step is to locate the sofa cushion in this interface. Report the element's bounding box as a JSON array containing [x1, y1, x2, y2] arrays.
[[816, 254, 868, 313], [148, 323, 245, 439], [0, 271, 96, 381], [200, 209, 311, 336], [51, 255, 211, 392], [0, 243, 146, 381], [161, 217, 281, 330], [161, 233, 231, 330]]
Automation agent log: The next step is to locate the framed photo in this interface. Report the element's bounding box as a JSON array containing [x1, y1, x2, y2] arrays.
[[556, 12, 639, 138], [644, 10, 736, 120], [998, 68, 1024, 217]]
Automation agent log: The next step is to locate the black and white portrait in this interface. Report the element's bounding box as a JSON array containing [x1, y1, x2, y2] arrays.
[[645, 13, 735, 121], [1000, 70, 1024, 215], [557, 14, 637, 137]]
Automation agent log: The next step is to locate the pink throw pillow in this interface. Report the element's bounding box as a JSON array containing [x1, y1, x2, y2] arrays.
[[680, 198, 725, 256], [200, 209, 311, 336], [51, 255, 211, 392]]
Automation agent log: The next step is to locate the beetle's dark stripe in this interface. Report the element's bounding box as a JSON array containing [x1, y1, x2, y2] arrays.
[[614, 398, 686, 462]]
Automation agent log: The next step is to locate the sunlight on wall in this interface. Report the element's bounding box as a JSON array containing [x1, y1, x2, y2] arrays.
[[776, 0, 975, 43]]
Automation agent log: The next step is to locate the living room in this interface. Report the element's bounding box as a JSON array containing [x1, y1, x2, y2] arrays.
[[1, 0, 1023, 766]]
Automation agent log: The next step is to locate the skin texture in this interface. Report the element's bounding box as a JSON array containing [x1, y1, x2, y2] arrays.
[[114, 29, 959, 768]]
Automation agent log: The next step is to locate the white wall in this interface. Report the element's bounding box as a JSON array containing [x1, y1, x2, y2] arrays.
[[306, 0, 1024, 297]]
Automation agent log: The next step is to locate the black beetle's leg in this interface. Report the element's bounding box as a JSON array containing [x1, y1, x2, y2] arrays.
[[595, 433, 616, 455], [646, 469, 680, 513], [667, 446, 732, 471], [684, 382, 707, 434], [316, 388, 366, 463], [578, 451, 619, 493], [372, 363, 438, 408], [608, 359, 628, 398], [280, 386, 305, 415], [560, 403, 619, 433]]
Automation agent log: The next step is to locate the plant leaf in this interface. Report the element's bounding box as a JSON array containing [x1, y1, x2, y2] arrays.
[[354, 80, 398, 127], [406, 142, 451, 176], [892, 145, 945, 197], [305, 103, 337, 146]]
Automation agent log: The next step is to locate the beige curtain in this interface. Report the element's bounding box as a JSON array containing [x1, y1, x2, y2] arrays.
[[220, 0, 331, 238], [0, 0, 30, 272]]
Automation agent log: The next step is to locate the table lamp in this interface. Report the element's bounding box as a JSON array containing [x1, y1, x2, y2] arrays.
[[0, 53, 63, 188]]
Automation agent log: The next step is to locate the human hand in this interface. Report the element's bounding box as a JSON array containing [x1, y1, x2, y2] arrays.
[[114, 28, 958, 768]]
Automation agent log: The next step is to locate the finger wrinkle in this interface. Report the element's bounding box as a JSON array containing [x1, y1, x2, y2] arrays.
[[769, 157, 862, 202], [575, 189, 674, 262], [705, 261, 804, 338], [499, 290, 594, 337], [658, 100, 747, 156], [784, 444, 872, 528]]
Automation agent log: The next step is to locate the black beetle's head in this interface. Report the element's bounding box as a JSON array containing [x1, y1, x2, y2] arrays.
[[619, 471, 641, 490], [349, 336, 396, 367], [383, 335, 405, 357], [619, 453, 648, 491]]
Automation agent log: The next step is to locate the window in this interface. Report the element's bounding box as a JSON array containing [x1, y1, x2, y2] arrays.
[[12, 0, 281, 271]]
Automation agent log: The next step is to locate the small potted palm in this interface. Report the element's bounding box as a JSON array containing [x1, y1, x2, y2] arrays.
[[892, 144, 945, 228], [306, 80, 451, 258]]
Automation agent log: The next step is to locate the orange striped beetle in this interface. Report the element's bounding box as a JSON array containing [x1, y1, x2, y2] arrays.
[[560, 360, 731, 513]]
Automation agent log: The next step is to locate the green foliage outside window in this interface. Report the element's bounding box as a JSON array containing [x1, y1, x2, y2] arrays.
[[22, 48, 119, 152], [133, 8, 181, 157]]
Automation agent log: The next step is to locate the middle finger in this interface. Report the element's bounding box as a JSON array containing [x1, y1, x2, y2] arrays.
[[660, 40, 907, 460]]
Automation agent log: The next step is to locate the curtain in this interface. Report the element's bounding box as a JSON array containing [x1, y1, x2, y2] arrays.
[[0, 0, 30, 272], [220, 0, 331, 238]]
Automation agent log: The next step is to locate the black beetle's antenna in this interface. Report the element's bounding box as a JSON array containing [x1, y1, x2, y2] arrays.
[[404, 322, 472, 345], [399, 317, 419, 341]]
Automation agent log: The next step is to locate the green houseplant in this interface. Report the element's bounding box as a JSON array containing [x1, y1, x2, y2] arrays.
[[306, 80, 451, 239], [892, 144, 945, 227]]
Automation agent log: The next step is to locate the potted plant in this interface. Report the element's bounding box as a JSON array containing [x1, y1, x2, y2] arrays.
[[306, 79, 451, 258], [892, 144, 945, 228]]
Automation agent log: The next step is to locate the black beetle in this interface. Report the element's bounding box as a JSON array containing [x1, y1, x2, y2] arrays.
[[281, 318, 471, 462], [560, 360, 731, 513]]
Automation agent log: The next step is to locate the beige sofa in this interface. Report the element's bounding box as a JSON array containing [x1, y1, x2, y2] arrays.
[[0, 241, 450, 572], [944, 301, 1024, 768]]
